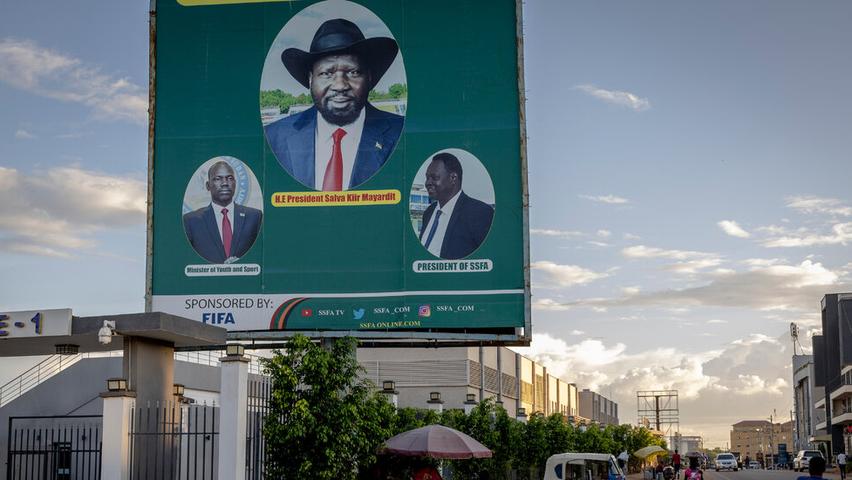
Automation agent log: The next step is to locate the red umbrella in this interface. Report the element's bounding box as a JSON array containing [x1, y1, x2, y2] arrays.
[[382, 424, 493, 459]]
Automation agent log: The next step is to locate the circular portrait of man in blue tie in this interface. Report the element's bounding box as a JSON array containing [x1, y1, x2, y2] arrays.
[[182, 157, 264, 264], [410, 149, 495, 260], [260, 0, 407, 191]]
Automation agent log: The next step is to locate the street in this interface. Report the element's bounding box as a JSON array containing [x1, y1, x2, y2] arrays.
[[704, 470, 842, 480]]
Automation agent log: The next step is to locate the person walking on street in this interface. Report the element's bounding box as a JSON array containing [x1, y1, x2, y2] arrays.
[[619, 450, 629, 473], [673, 450, 682, 479], [838, 452, 847, 480], [797, 456, 826, 480], [684, 457, 703, 480]]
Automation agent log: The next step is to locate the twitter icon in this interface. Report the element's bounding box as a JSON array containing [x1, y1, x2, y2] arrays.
[[353, 308, 365, 320]]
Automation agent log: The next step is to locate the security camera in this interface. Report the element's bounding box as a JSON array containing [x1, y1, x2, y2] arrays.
[[98, 320, 116, 345]]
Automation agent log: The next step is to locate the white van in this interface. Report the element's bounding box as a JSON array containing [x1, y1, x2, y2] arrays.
[[544, 453, 625, 480]]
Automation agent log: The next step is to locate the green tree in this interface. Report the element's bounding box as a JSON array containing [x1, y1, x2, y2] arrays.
[[388, 83, 407, 99], [259, 89, 312, 113], [261, 335, 393, 479]]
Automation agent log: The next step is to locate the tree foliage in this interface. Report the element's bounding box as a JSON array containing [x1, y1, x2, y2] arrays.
[[261, 336, 393, 479], [259, 90, 311, 113], [260, 83, 408, 113], [261, 336, 667, 479]]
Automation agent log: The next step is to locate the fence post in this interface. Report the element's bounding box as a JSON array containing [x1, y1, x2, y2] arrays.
[[100, 390, 136, 480], [218, 350, 249, 480]]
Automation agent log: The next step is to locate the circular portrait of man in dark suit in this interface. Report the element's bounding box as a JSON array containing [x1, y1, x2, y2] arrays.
[[409, 149, 496, 260], [260, 0, 407, 191], [182, 157, 264, 264]]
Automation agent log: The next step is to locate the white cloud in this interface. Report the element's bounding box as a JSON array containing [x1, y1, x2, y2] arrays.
[[0, 166, 146, 257], [14, 129, 35, 139], [665, 258, 723, 274], [517, 330, 794, 446], [787, 195, 852, 217], [532, 298, 570, 311], [579, 194, 630, 205], [569, 329, 585, 335], [574, 84, 651, 111], [530, 228, 583, 239], [532, 261, 610, 287], [570, 260, 845, 312], [587, 240, 610, 248], [622, 244, 722, 273], [718, 220, 751, 238], [761, 222, 852, 248], [707, 319, 728, 324], [743, 258, 784, 267], [0, 38, 147, 124], [597, 230, 611, 238], [622, 286, 641, 296], [622, 245, 715, 261], [736, 374, 788, 395]]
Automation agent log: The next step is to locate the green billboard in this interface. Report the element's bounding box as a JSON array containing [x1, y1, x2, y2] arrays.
[[147, 0, 530, 341]]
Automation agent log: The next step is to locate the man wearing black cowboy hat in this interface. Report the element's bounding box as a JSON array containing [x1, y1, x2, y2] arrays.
[[264, 18, 404, 191]]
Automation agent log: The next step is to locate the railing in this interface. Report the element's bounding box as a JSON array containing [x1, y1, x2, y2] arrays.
[[174, 350, 266, 375], [0, 352, 117, 409], [0, 350, 266, 409], [129, 404, 218, 480], [245, 377, 271, 480], [6, 415, 103, 480]]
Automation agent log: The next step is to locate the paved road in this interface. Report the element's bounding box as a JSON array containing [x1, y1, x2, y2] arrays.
[[705, 469, 842, 480]]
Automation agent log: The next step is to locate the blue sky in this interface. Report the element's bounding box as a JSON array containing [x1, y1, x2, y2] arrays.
[[2, 0, 851, 446]]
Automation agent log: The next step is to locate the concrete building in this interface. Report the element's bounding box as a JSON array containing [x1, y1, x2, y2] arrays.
[[730, 420, 794, 462], [812, 293, 852, 455], [673, 434, 703, 453], [793, 354, 824, 451], [578, 389, 619, 426], [357, 346, 584, 419]]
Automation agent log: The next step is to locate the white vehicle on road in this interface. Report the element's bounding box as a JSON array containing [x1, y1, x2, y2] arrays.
[[748, 461, 760, 469], [794, 450, 824, 472], [715, 453, 739, 472]]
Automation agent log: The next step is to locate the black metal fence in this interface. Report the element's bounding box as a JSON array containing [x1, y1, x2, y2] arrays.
[[245, 377, 271, 480], [129, 404, 218, 480], [6, 415, 102, 480]]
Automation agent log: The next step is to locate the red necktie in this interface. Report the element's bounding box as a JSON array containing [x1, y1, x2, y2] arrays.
[[322, 128, 347, 191], [221, 208, 232, 258]]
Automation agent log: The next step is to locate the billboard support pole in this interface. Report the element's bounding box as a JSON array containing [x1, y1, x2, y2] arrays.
[[144, 0, 157, 314]]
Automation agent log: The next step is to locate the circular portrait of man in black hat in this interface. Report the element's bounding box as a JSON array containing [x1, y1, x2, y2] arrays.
[[260, 0, 407, 191]]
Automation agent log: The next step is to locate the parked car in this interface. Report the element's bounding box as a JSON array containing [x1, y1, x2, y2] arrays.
[[794, 450, 824, 472], [715, 453, 739, 472], [544, 453, 625, 480], [749, 461, 761, 469]]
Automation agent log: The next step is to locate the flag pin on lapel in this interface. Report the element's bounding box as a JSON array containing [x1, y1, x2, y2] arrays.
[[375, 141, 383, 150], [239, 212, 245, 217]]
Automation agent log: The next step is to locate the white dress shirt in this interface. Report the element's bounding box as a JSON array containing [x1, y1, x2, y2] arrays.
[[314, 108, 366, 190], [211, 201, 235, 243], [421, 190, 461, 257]]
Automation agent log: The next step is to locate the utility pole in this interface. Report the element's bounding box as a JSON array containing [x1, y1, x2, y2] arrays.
[[769, 411, 776, 467]]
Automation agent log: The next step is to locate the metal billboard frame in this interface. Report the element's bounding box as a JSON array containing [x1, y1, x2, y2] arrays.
[[144, 0, 531, 347]]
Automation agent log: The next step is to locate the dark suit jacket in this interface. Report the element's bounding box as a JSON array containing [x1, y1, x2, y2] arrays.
[[183, 203, 263, 263], [264, 104, 404, 189], [419, 192, 494, 260]]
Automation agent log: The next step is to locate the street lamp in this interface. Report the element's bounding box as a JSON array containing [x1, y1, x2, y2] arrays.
[[106, 378, 128, 392], [225, 344, 245, 357]]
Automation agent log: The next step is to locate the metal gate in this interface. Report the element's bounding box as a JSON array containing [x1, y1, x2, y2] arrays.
[[6, 415, 102, 480], [129, 404, 218, 480], [245, 377, 271, 480]]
